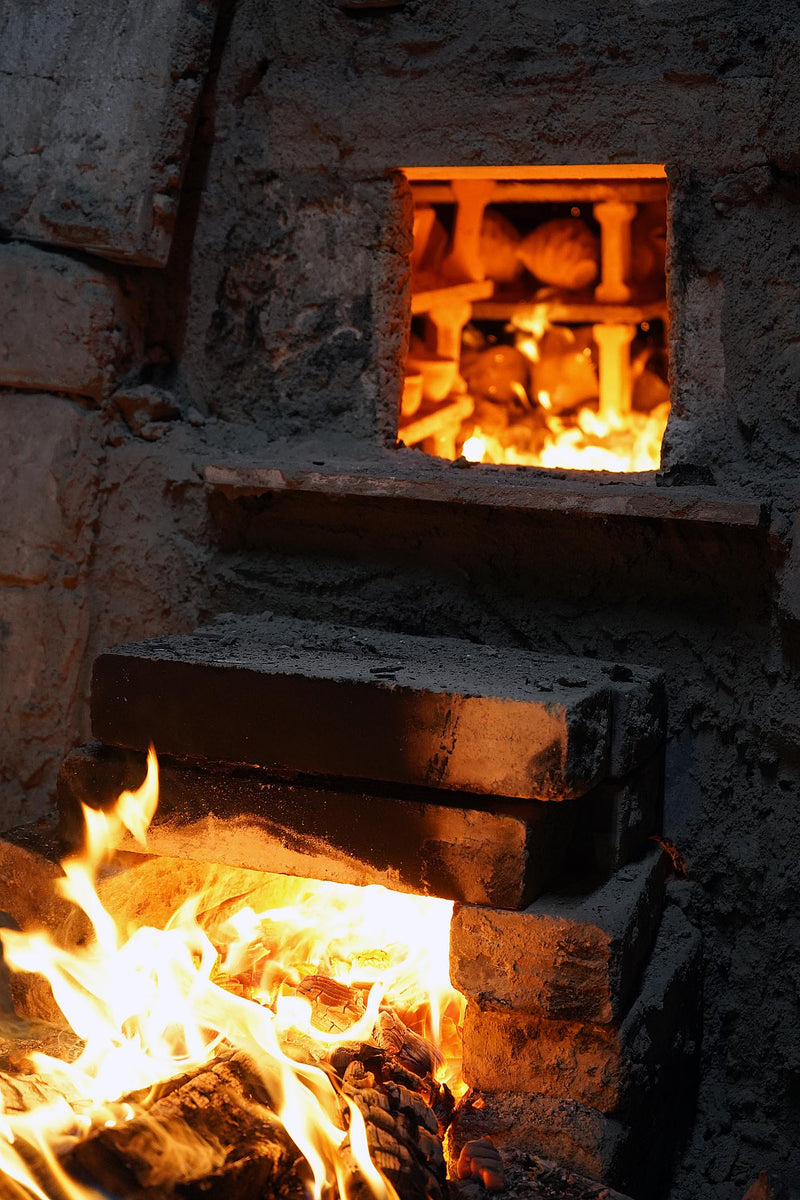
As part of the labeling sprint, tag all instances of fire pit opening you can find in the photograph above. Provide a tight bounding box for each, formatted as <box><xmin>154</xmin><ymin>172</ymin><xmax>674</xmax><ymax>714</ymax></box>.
<box><xmin>0</xmin><ymin>767</ymin><xmax>467</xmax><ymax>1200</ymax></box>
<box><xmin>400</xmin><ymin>165</ymin><xmax>669</xmax><ymax>472</ymax></box>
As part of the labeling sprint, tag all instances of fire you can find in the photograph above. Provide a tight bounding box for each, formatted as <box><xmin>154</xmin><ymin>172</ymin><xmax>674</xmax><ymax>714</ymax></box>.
<box><xmin>461</xmin><ymin>400</ymin><xmax>669</xmax><ymax>472</ymax></box>
<box><xmin>457</xmin><ymin>303</ymin><xmax>670</xmax><ymax>472</ymax></box>
<box><xmin>0</xmin><ymin>751</ymin><xmax>465</xmax><ymax>1199</ymax></box>
<box><xmin>402</xmin><ymin>168</ymin><xmax>670</xmax><ymax>473</ymax></box>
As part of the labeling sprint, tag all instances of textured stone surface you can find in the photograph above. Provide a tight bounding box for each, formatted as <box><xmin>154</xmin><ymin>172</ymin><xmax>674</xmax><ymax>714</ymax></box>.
<box><xmin>57</xmin><ymin>742</ymin><xmax>577</xmax><ymax>908</ymax></box>
<box><xmin>450</xmin><ymin>851</ymin><xmax>666</xmax><ymax>1024</ymax></box>
<box><xmin>0</xmin><ymin>0</ymin><xmax>217</xmax><ymax>264</ymax></box>
<box><xmin>452</xmin><ymin>900</ymin><xmax>702</xmax><ymax>1196</ymax></box>
<box><xmin>460</xmin><ymin>905</ymin><xmax>701</xmax><ymax>1111</ymax></box>
<box><xmin>1</xmin><ymin>2</ymin><xmax>799</xmax><ymax>1193</ymax></box>
<box><xmin>608</xmin><ymin>670</ymin><xmax>666</xmax><ymax>779</ymax></box>
<box><xmin>450</xmin><ymin>1093</ymin><xmax>631</xmax><ymax>1191</ymax></box>
<box><xmin>0</xmin><ymin>243</ymin><xmax>144</xmax><ymax>399</ymax></box>
<box><xmin>0</xmin><ymin>394</ymin><xmax>100</xmax><ymax>828</ymax></box>
<box><xmin>576</xmin><ymin>754</ymin><xmax>664</xmax><ymax>875</ymax></box>
<box><xmin>90</xmin><ymin>613</ymin><xmax>620</xmax><ymax>800</ymax></box>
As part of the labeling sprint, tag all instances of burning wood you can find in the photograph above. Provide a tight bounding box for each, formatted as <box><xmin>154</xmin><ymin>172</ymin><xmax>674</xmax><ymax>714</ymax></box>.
<box><xmin>66</xmin><ymin>1053</ymin><xmax>302</xmax><ymax>1199</ymax></box>
<box><xmin>456</xmin><ymin>1136</ymin><xmax>505</xmax><ymax>1192</ymax></box>
<box><xmin>0</xmin><ymin>750</ymin><xmax>468</xmax><ymax>1200</ymax></box>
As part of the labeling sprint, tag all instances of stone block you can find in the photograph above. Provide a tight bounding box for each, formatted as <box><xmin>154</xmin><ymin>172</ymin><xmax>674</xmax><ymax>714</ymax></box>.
<box><xmin>0</xmin><ymin>836</ymin><xmax>87</xmax><ymax>1023</ymax></box>
<box><xmin>0</xmin><ymin>0</ymin><xmax>216</xmax><ymax>264</ymax></box>
<box><xmin>0</xmin><ymin>393</ymin><xmax>100</xmax><ymax>828</ymax></box>
<box><xmin>575</xmin><ymin>753</ymin><xmax>663</xmax><ymax>875</ymax></box>
<box><xmin>606</xmin><ymin>666</ymin><xmax>666</xmax><ymax>778</ymax></box>
<box><xmin>450</xmin><ymin>851</ymin><xmax>666</xmax><ymax>1024</ymax></box>
<box><xmin>90</xmin><ymin>612</ymin><xmax>621</xmax><ymax>801</ymax></box>
<box><xmin>451</xmin><ymin>900</ymin><xmax>702</xmax><ymax>1196</ymax></box>
<box><xmin>460</xmin><ymin>905</ymin><xmax>702</xmax><ymax>1114</ymax></box>
<box><xmin>57</xmin><ymin>742</ymin><xmax>577</xmax><ymax>908</ymax></box>
<box><xmin>0</xmin><ymin>243</ymin><xmax>143</xmax><ymax>399</ymax></box>
<box><xmin>450</xmin><ymin>1092</ymin><xmax>631</xmax><ymax>1188</ymax></box>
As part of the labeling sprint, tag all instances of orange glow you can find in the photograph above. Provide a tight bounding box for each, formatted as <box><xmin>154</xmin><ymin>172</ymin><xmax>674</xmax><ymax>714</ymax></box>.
<box><xmin>403</xmin><ymin>164</ymin><xmax>667</xmax><ymax>181</ymax></box>
<box><xmin>462</xmin><ymin>400</ymin><xmax>669</xmax><ymax>472</ymax></box>
<box><xmin>0</xmin><ymin>755</ymin><xmax>464</xmax><ymax>1198</ymax></box>
<box><xmin>401</xmin><ymin>166</ymin><xmax>669</xmax><ymax>473</ymax></box>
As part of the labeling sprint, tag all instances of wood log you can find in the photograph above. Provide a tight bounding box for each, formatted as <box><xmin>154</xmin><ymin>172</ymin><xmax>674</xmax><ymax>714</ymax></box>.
<box><xmin>64</xmin><ymin>1054</ymin><xmax>305</xmax><ymax>1200</ymax></box>
<box><xmin>339</xmin><ymin>1059</ymin><xmax>446</xmax><ymax>1200</ymax></box>
<box><xmin>0</xmin><ymin>1002</ymin><xmax>452</xmax><ymax>1200</ymax></box>
<box><xmin>374</xmin><ymin>1010</ymin><xmax>442</xmax><ymax>1078</ymax></box>
<box><xmin>457</xmin><ymin>1137</ymin><xmax>505</xmax><ymax>1192</ymax></box>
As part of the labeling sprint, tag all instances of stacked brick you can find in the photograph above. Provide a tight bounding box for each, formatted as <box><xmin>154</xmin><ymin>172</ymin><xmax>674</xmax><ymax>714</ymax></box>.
<box><xmin>56</xmin><ymin>615</ymin><xmax>701</xmax><ymax>1197</ymax></box>
<box><xmin>450</xmin><ymin>867</ymin><xmax>702</xmax><ymax>1197</ymax></box>
<box><xmin>61</xmin><ymin>614</ymin><xmax>670</xmax><ymax>909</ymax></box>
<box><xmin>446</xmin><ymin>670</ymin><xmax>700</xmax><ymax>1199</ymax></box>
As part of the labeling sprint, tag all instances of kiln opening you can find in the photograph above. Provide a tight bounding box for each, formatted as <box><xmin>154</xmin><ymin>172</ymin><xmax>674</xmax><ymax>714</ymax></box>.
<box><xmin>400</xmin><ymin>166</ymin><xmax>669</xmax><ymax>472</ymax></box>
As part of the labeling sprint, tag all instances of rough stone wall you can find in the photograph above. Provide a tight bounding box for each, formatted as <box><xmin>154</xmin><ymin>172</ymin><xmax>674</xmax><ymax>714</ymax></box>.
<box><xmin>1</xmin><ymin>1</ymin><xmax>800</xmax><ymax>1197</ymax></box>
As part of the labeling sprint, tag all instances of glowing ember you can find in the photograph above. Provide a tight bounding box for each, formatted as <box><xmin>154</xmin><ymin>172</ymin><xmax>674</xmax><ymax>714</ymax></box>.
<box><xmin>0</xmin><ymin>751</ymin><xmax>465</xmax><ymax>1199</ymax></box>
<box><xmin>462</xmin><ymin>400</ymin><xmax>669</xmax><ymax>472</ymax></box>
<box><xmin>461</xmin><ymin>435</ymin><xmax>486</xmax><ymax>463</ymax></box>
<box><xmin>402</xmin><ymin>169</ymin><xmax>670</xmax><ymax>473</ymax></box>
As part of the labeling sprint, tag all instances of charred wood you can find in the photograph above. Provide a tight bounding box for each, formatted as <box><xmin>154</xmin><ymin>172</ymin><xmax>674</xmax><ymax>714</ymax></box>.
<box><xmin>327</xmin><ymin>1038</ymin><xmax>454</xmax><ymax>1138</ymax></box>
<box><xmin>451</xmin><ymin>1148</ymin><xmax>635</xmax><ymax>1200</ymax></box>
<box><xmin>456</xmin><ymin>1137</ymin><xmax>505</xmax><ymax>1193</ymax></box>
<box><xmin>374</xmin><ymin>1010</ymin><xmax>443</xmax><ymax>1078</ymax></box>
<box><xmin>339</xmin><ymin>1059</ymin><xmax>447</xmax><ymax>1200</ymax></box>
<box><xmin>64</xmin><ymin>1054</ymin><xmax>305</xmax><ymax>1200</ymax></box>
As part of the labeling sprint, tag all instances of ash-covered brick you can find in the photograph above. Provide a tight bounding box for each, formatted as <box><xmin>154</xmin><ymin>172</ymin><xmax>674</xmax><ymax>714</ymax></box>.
<box><xmin>0</xmin><ymin>243</ymin><xmax>143</xmax><ymax>399</ymax></box>
<box><xmin>0</xmin><ymin>0</ymin><xmax>216</xmax><ymax>264</ymax></box>
<box><xmin>451</xmin><ymin>901</ymin><xmax>701</xmax><ymax>1197</ymax></box>
<box><xmin>58</xmin><ymin>743</ymin><xmax>577</xmax><ymax>908</ymax></box>
<box><xmin>605</xmin><ymin>665</ymin><xmax>666</xmax><ymax>778</ymax></box>
<box><xmin>450</xmin><ymin>851</ymin><xmax>667</xmax><ymax>1024</ymax></box>
<box><xmin>460</xmin><ymin>905</ymin><xmax>702</xmax><ymax>1114</ymax></box>
<box><xmin>449</xmin><ymin>1092</ymin><xmax>630</xmax><ymax>1190</ymax></box>
<box><xmin>89</xmin><ymin>613</ymin><xmax>627</xmax><ymax>801</ymax></box>
<box><xmin>576</xmin><ymin>753</ymin><xmax>664</xmax><ymax>875</ymax></box>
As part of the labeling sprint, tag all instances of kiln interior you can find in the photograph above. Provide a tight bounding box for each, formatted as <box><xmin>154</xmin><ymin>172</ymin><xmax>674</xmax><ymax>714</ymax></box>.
<box><xmin>400</xmin><ymin>167</ymin><xmax>669</xmax><ymax>472</ymax></box>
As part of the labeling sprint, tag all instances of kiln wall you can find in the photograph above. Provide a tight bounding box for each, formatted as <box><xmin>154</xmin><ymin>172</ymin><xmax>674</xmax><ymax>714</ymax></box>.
<box><xmin>1</xmin><ymin>2</ymin><xmax>799</xmax><ymax>1195</ymax></box>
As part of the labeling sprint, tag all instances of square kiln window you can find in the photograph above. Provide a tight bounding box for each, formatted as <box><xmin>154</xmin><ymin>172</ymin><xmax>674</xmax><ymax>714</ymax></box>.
<box><xmin>400</xmin><ymin>166</ymin><xmax>669</xmax><ymax>472</ymax></box>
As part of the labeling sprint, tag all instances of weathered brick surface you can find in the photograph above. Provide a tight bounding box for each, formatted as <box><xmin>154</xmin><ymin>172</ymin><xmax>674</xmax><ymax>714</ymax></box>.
<box><xmin>576</xmin><ymin>753</ymin><xmax>663</xmax><ymax>875</ymax></box>
<box><xmin>0</xmin><ymin>0</ymin><xmax>217</xmax><ymax>264</ymax></box>
<box><xmin>450</xmin><ymin>851</ymin><xmax>666</xmax><ymax>1024</ymax></box>
<box><xmin>0</xmin><ymin>394</ymin><xmax>100</xmax><ymax>828</ymax></box>
<box><xmin>57</xmin><ymin>742</ymin><xmax>577</xmax><ymax>908</ymax></box>
<box><xmin>0</xmin><ymin>243</ymin><xmax>144</xmax><ymax>399</ymax></box>
<box><xmin>452</xmin><ymin>899</ymin><xmax>702</xmax><ymax>1195</ymax></box>
<box><xmin>450</xmin><ymin>1092</ymin><xmax>631</xmax><ymax>1189</ymax></box>
<box><xmin>607</xmin><ymin>667</ymin><xmax>666</xmax><ymax>778</ymax></box>
<box><xmin>460</xmin><ymin>905</ymin><xmax>702</xmax><ymax>1113</ymax></box>
<box><xmin>88</xmin><ymin>613</ymin><xmax>632</xmax><ymax>800</ymax></box>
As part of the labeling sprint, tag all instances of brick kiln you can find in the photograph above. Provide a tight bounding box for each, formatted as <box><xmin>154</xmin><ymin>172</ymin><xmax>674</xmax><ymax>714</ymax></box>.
<box><xmin>14</xmin><ymin>614</ymin><xmax>699</xmax><ymax>1199</ymax></box>
<box><xmin>1</xmin><ymin>1</ymin><xmax>799</xmax><ymax>1198</ymax></box>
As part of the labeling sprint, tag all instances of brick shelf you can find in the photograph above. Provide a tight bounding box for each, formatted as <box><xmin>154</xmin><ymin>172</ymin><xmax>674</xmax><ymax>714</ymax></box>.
<box><xmin>204</xmin><ymin>454</ymin><xmax>766</xmax><ymax>528</ymax></box>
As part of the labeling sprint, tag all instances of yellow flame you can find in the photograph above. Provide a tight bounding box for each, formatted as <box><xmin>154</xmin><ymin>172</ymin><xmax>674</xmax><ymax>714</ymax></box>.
<box><xmin>460</xmin><ymin>400</ymin><xmax>669</xmax><ymax>473</ymax></box>
<box><xmin>0</xmin><ymin>752</ymin><xmax>464</xmax><ymax>1199</ymax></box>
<box><xmin>461</xmin><ymin>435</ymin><xmax>487</xmax><ymax>462</ymax></box>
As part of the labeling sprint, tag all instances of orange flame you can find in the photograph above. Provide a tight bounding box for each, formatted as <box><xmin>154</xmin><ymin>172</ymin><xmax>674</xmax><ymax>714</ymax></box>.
<box><xmin>460</xmin><ymin>400</ymin><xmax>669</xmax><ymax>473</ymax></box>
<box><xmin>0</xmin><ymin>753</ymin><xmax>464</xmax><ymax>1199</ymax></box>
